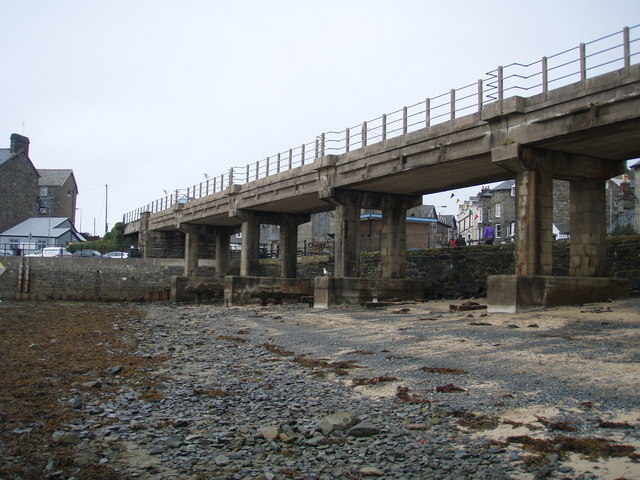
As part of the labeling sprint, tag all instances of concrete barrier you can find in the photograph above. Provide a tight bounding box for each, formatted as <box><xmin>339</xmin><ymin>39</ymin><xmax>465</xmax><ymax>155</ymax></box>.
<box><xmin>487</xmin><ymin>275</ymin><xmax>630</xmax><ymax>313</ymax></box>
<box><xmin>314</xmin><ymin>276</ymin><xmax>429</xmax><ymax>308</ymax></box>
<box><xmin>223</xmin><ymin>276</ymin><xmax>314</xmax><ymax>306</ymax></box>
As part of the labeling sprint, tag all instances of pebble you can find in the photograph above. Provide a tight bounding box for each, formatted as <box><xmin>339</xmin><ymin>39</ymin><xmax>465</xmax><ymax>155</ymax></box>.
<box><xmin>52</xmin><ymin>303</ymin><xmax>639</xmax><ymax>480</ymax></box>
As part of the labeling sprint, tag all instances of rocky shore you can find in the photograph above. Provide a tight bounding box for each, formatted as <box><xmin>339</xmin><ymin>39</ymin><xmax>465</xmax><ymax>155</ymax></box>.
<box><xmin>2</xmin><ymin>298</ymin><xmax>639</xmax><ymax>479</ymax></box>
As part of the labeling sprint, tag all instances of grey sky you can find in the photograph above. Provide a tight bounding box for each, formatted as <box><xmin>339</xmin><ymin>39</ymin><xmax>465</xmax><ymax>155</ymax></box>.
<box><xmin>1</xmin><ymin>0</ymin><xmax>639</xmax><ymax>235</ymax></box>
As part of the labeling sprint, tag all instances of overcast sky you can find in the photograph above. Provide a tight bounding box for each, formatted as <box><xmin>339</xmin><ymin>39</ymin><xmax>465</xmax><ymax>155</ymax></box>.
<box><xmin>2</xmin><ymin>1</ymin><xmax>638</xmax><ymax>235</ymax></box>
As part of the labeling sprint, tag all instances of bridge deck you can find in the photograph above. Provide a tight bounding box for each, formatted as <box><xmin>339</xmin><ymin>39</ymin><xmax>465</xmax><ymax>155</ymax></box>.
<box><xmin>125</xmin><ymin>64</ymin><xmax>640</xmax><ymax>235</ymax></box>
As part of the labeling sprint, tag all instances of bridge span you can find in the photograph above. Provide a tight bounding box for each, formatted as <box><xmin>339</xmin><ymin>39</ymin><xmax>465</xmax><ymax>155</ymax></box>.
<box><xmin>123</xmin><ymin>27</ymin><xmax>640</xmax><ymax>311</ymax></box>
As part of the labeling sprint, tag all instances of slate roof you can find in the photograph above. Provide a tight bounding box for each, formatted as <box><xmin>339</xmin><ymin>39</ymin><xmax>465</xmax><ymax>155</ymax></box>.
<box><xmin>492</xmin><ymin>179</ymin><xmax>515</xmax><ymax>191</ymax></box>
<box><xmin>553</xmin><ymin>222</ymin><xmax>570</xmax><ymax>235</ymax></box>
<box><xmin>38</xmin><ymin>169</ymin><xmax>74</xmax><ymax>187</ymax></box>
<box><xmin>0</xmin><ymin>217</ymin><xmax>86</xmax><ymax>241</ymax></box>
<box><xmin>0</xmin><ymin>148</ymin><xmax>16</xmax><ymax>165</ymax></box>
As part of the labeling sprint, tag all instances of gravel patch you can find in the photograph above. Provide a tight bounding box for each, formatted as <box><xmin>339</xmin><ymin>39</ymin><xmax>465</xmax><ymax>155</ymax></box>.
<box><xmin>2</xmin><ymin>298</ymin><xmax>638</xmax><ymax>479</ymax></box>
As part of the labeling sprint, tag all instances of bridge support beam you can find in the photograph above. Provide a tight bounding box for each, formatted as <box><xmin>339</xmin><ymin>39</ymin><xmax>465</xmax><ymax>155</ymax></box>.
<box><xmin>178</xmin><ymin>224</ymin><xmax>217</xmax><ymax>278</ymax></box>
<box><xmin>139</xmin><ymin>211</ymin><xmax>151</xmax><ymax>258</ymax></box>
<box><xmin>334</xmin><ymin>201</ymin><xmax>361</xmax><ymax>277</ymax></box>
<box><xmin>513</xmin><ymin>150</ymin><xmax>554</xmax><ymax>276</ymax></box>
<box><xmin>239</xmin><ymin>212</ymin><xmax>261</xmax><ymax>277</ymax></box>
<box><xmin>234</xmin><ymin>210</ymin><xmax>310</xmax><ymax>278</ymax></box>
<box><xmin>490</xmin><ymin>144</ymin><xmax>628</xmax><ymax>311</ymax></box>
<box><xmin>570</xmin><ymin>179</ymin><xmax>607</xmax><ymax>277</ymax></box>
<box><xmin>324</xmin><ymin>189</ymin><xmax>422</xmax><ymax>279</ymax></box>
<box><xmin>213</xmin><ymin>227</ymin><xmax>234</xmax><ymax>278</ymax></box>
<box><xmin>381</xmin><ymin>194</ymin><xmax>419</xmax><ymax>279</ymax></box>
<box><xmin>279</xmin><ymin>216</ymin><xmax>300</xmax><ymax>278</ymax></box>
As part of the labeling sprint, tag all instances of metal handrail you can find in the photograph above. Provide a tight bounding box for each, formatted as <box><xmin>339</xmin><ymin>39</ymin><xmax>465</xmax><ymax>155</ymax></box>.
<box><xmin>123</xmin><ymin>25</ymin><xmax>639</xmax><ymax>225</ymax></box>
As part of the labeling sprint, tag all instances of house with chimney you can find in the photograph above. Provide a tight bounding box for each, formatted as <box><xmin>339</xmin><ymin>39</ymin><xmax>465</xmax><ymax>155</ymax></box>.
<box><xmin>0</xmin><ymin>134</ymin><xmax>40</xmax><ymax>233</ymax></box>
<box><xmin>0</xmin><ymin>134</ymin><xmax>80</xmax><ymax>254</ymax></box>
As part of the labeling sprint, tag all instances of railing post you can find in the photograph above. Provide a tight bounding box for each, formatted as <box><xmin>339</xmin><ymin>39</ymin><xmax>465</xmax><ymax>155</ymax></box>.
<box><xmin>246</xmin><ymin>164</ymin><xmax>250</xmax><ymax>183</ymax></box>
<box><xmin>382</xmin><ymin>114</ymin><xmax>387</xmax><ymax>141</ymax></box>
<box><xmin>497</xmin><ymin>66</ymin><xmax>504</xmax><ymax>101</ymax></box>
<box><xmin>477</xmin><ymin>79</ymin><xmax>483</xmax><ymax>112</ymax></box>
<box><xmin>265</xmin><ymin>157</ymin><xmax>270</xmax><ymax>176</ymax></box>
<box><xmin>288</xmin><ymin>148</ymin><xmax>293</xmax><ymax>169</ymax></box>
<box><xmin>255</xmin><ymin>160</ymin><xmax>259</xmax><ymax>180</ymax></box>
<box><xmin>229</xmin><ymin>167</ymin><xmax>234</xmax><ymax>186</ymax></box>
<box><xmin>542</xmin><ymin>56</ymin><xmax>548</xmax><ymax>93</ymax></box>
<box><xmin>580</xmin><ymin>42</ymin><xmax>586</xmax><ymax>82</ymax></box>
<box><xmin>174</xmin><ymin>189</ymin><xmax>179</xmax><ymax>205</ymax></box>
<box><xmin>345</xmin><ymin>127</ymin><xmax>350</xmax><ymax>153</ymax></box>
<box><xmin>213</xmin><ymin>176</ymin><xmax>217</xmax><ymax>192</ymax></box>
<box><xmin>450</xmin><ymin>89</ymin><xmax>456</xmax><ymax>120</ymax></box>
<box><xmin>362</xmin><ymin>121</ymin><xmax>367</xmax><ymax>147</ymax></box>
<box><xmin>206</xmin><ymin>179</ymin><xmax>210</xmax><ymax>195</ymax></box>
<box><xmin>301</xmin><ymin>144</ymin><xmax>305</xmax><ymax>166</ymax></box>
<box><xmin>199</xmin><ymin>182</ymin><xmax>202</xmax><ymax>198</ymax></box>
<box><xmin>314</xmin><ymin>138</ymin><xmax>319</xmax><ymax>158</ymax></box>
<box><xmin>277</xmin><ymin>152</ymin><xmax>281</xmax><ymax>173</ymax></box>
<box><xmin>403</xmin><ymin>107</ymin><xmax>408</xmax><ymax>135</ymax></box>
<box><xmin>221</xmin><ymin>173</ymin><xmax>225</xmax><ymax>189</ymax></box>
<box><xmin>425</xmin><ymin>98</ymin><xmax>431</xmax><ymax>127</ymax></box>
<box><xmin>320</xmin><ymin>133</ymin><xmax>325</xmax><ymax>157</ymax></box>
<box><xmin>623</xmin><ymin>26</ymin><xmax>631</xmax><ymax>69</ymax></box>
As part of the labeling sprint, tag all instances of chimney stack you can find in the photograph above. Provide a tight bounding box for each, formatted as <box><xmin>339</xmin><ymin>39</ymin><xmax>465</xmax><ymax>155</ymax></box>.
<box><xmin>10</xmin><ymin>133</ymin><xmax>30</xmax><ymax>156</ymax></box>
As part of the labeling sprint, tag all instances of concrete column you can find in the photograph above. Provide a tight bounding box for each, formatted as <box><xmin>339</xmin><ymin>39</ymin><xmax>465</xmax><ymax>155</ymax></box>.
<box><xmin>214</xmin><ymin>228</ymin><xmax>232</xmax><ymax>278</ymax></box>
<box><xmin>280</xmin><ymin>218</ymin><xmax>298</xmax><ymax>278</ymax></box>
<box><xmin>334</xmin><ymin>201</ymin><xmax>360</xmax><ymax>277</ymax></box>
<box><xmin>514</xmin><ymin>163</ymin><xmax>553</xmax><ymax>276</ymax></box>
<box><xmin>181</xmin><ymin>225</ymin><xmax>200</xmax><ymax>277</ymax></box>
<box><xmin>570</xmin><ymin>179</ymin><xmax>607</xmax><ymax>276</ymax></box>
<box><xmin>381</xmin><ymin>196</ymin><xmax>407</xmax><ymax>279</ymax></box>
<box><xmin>139</xmin><ymin>211</ymin><xmax>151</xmax><ymax>258</ymax></box>
<box><xmin>240</xmin><ymin>212</ymin><xmax>260</xmax><ymax>277</ymax></box>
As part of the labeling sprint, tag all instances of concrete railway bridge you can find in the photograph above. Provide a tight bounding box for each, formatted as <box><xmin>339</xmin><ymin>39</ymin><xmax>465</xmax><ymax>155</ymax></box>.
<box><xmin>123</xmin><ymin>27</ymin><xmax>640</xmax><ymax>311</ymax></box>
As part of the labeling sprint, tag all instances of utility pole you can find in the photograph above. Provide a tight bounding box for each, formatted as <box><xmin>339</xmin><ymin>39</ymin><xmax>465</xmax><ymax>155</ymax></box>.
<box><xmin>105</xmin><ymin>184</ymin><xmax>109</xmax><ymax>235</ymax></box>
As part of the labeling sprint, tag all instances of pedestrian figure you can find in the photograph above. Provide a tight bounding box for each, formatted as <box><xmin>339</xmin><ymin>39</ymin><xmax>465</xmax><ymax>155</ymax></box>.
<box><xmin>456</xmin><ymin>234</ymin><xmax>466</xmax><ymax>247</ymax></box>
<box><xmin>483</xmin><ymin>223</ymin><xmax>495</xmax><ymax>245</ymax></box>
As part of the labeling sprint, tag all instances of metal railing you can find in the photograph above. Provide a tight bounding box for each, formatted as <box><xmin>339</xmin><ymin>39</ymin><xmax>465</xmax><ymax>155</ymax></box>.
<box><xmin>123</xmin><ymin>25</ymin><xmax>639</xmax><ymax>225</ymax></box>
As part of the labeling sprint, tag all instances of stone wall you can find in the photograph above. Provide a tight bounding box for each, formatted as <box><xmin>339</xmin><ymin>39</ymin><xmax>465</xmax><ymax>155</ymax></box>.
<box><xmin>1</xmin><ymin>235</ymin><xmax>638</xmax><ymax>302</ymax></box>
<box><xmin>0</xmin><ymin>257</ymin><xmax>194</xmax><ymax>301</ymax></box>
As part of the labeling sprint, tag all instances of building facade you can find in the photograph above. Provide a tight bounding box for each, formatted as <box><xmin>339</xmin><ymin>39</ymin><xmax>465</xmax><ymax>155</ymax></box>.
<box><xmin>37</xmin><ymin>169</ymin><xmax>78</xmax><ymax>224</ymax></box>
<box><xmin>0</xmin><ymin>134</ymin><xmax>40</xmax><ymax>233</ymax></box>
<box><xmin>0</xmin><ymin>133</ymin><xmax>80</xmax><ymax>236</ymax></box>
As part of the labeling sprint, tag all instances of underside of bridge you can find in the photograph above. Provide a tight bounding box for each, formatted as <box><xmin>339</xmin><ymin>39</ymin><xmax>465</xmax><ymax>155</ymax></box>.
<box><xmin>128</xmin><ymin>65</ymin><xmax>640</xmax><ymax>311</ymax></box>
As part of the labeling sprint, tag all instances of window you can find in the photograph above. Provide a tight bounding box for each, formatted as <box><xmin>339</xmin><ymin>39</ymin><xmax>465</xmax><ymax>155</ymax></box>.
<box><xmin>495</xmin><ymin>203</ymin><xmax>501</xmax><ymax>218</ymax></box>
<box><xmin>10</xmin><ymin>239</ymin><xmax>19</xmax><ymax>250</ymax></box>
<box><xmin>495</xmin><ymin>224</ymin><xmax>501</xmax><ymax>238</ymax></box>
<box><xmin>40</xmin><ymin>187</ymin><xmax>48</xmax><ymax>196</ymax></box>
<box><xmin>36</xmin><ymin>239</ymin><xmax>47</xmax><ymax>249</ymax></box>
<box><xmin>511</xmin><ymin>185</ymin><xmax>516</xmax><ymax>197</ymax></box>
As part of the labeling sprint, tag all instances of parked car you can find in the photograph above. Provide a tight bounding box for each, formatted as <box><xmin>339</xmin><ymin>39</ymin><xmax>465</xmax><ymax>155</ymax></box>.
<box><xmin>103</xmin><ymin>251</ymin><xmax>129</xmax><ymax>258</ymax></box>
<box><xmin>27</xmin><ymin>247</ymin><xmax>72</xmax><ymax>257</ymax></box>
<box><xmin>72</xmin><ymin>249</ymin><xmax>102</xmax><ymax>257</ymax></box>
